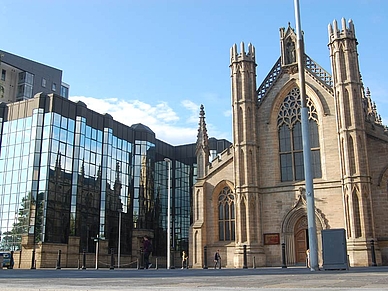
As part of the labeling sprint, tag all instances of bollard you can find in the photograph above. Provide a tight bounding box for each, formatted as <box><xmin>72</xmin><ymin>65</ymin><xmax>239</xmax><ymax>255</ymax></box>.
<box><xmin>56</xmin><ymin>250</ymin><xmax>61</xmax><ymax>270</ymax></box>
<box><xmin>171</xmin><ymin>249</ymin><xmax>176</xmax><ymax>269</ymax></box>
<box><xmin>10</xmin><ymin>251</ymin><xmax>14</xmax><ymax>270</ymax></box>
<box><xmin>136</xmin><ymin>258</ymin><xmax>139</xmax><ymax>270</ymax></box>
<box><xmin>82</xmin><ymin>250</ymin><xmax>86</xmax><ymax>270</ymax></box>
<box><xmin>281</xmin><ymin>243</ymin><xmax>287</xmax><ymax>268</ymax></box>
<box><xmin>31</xmin><ymin>249</ymin><xmax>36</xmax><ymax>269</ymax></box>
<box><xmin>243</xmin><ymin>245</ymin><xmax>247</xmax><ymax>269</ymax></box>
<box><xmin>110</xmin><ymin>248</ymin><xmax>115</xmax><ymax>270</ymax></box>
<box><xmin>371</xmin><ymin>240</ymin><xmax>377</xmax><ymax>267</ymax></box>
<box><xmin>203</xmin><ymin>246</ymin><xmax>208</xmax><ymax>269</ymax></box>
<box><xmin>253</xmin><ymin>256</ymin><xmax>256</xmax><ymax>269</ymax></box>
<box><xmin>156</xmin><ymin>257</ymin><xmax>158</xmax><ymax>270</ymax></box>
<box><xmin>140</xmin><ymin>249</ymin><xmax>144</xmax><ymax>269</ymax></box>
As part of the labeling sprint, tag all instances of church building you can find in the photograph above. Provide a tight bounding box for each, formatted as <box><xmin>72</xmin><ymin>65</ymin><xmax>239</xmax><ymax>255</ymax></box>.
<box><xmin>190</xmin><ymin>19</ymin><xmax>388</xmax><ymax>268</ymax></box>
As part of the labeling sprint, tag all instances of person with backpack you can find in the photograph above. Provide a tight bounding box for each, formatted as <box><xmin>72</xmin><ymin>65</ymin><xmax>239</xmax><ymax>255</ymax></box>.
<box><xmin>143</xmin><ymin>236</ymin><xmax>153</xmax><ymax>269</ymax></box>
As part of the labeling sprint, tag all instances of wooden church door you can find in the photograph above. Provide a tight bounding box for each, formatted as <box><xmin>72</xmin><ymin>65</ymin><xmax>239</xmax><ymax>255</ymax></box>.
<box><xmin>294</xmin><ymin>216</ymin><xmax>308</xmax><ymax>264</ymax></box>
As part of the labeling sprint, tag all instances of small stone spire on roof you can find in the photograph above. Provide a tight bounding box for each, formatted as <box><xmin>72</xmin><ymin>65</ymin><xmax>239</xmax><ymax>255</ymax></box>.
<box><xmin>196</xmin><ymin>104</ymin><xmax>210</xmax><ymax>178</ymax></box>
<box><xmin>196</xmin><ymin>104</ymin><xmax>209</xmax><ymax>151</ymax></box>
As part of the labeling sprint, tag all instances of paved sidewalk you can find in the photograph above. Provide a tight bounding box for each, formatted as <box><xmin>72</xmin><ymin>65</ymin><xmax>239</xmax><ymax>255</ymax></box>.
<box><xmin>0</xmin><ymin>266</ymin><xmax>388</xmax><ymax>290</ymax></box>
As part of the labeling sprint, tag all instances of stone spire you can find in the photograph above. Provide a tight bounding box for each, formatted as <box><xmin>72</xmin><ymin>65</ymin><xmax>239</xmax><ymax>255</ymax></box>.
<box><xmin>196</xmin><ymin>104</ymin><xmax>209</xmax><ymax>179</ymax></box>
<box><xmin>197</xmin><ymin>104</ymin><xmax>208</xmax><ymax>149</ymax></box>
<box><xmin>363</xmin><ymin>87</ymin><xmax>383</xmax><ymax>125</ymax></box>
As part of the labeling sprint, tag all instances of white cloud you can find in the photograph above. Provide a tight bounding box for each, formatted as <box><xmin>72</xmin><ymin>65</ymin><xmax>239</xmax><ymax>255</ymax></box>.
<box><xmin>69</xmin><ymin>96</ymin><xmax>198</xmax><ymax>145</ymax></box>
<box><xmin>181</xmin><ymin>99</ymin><xmax>200</xmax><ymax>123</ymax></box>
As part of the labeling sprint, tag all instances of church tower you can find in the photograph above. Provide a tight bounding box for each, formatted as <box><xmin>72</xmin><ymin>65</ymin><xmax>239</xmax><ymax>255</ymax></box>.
<box><xmin>230</xmin><ymin>42</ymin><xmax>265</xmax><ymax>266</ymax></box>
<box><xmin>328</xmin><ymin>18</ymin><xmax>375</xmax><ymax>265</ymax></box>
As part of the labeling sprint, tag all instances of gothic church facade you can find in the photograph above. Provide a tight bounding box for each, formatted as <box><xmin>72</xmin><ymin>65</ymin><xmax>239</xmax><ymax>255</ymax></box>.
<box><xmin>190</xmin><ymin>19</ymin><xmax>388</xmax><ymax>268</ymax></box>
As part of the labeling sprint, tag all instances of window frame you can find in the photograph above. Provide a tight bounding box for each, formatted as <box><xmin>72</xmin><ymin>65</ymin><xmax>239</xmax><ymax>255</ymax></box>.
<box><xmin>277</xmin><ymin>87</ymin><xmax>322</xmax><ymax>182</ymax></box>
<box><xmin>218</xmin><ymin>186</ymin><xmax>235</xmax><ymax>241</ymax></box>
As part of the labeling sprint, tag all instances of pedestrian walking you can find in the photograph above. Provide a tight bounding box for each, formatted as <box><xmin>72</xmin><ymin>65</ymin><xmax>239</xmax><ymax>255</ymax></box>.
<box><xmin>181</xmin><ymin>251</ymin><xmax>188</xmax><ymax>269</ymax></box>
<box><xmin>214</xmin><ymin>249</ymin><xmax>221</xmax><ymax>269</ymax></box>
<box><xmin>143</xmin><ymin>236</ymin><xmax>153</xmax><ymax>269</ymax></box>
<box><xmin>306</xmin><ymin>249</ymin><xmax>310</xmax><ymax>268</ymax></box>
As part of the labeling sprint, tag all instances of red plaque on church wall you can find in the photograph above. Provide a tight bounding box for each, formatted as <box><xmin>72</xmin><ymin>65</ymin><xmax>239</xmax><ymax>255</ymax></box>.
<box><xmin>264</xmin><ymin>233</ymin><xmax>280</xmax><ymax>245</ymax></box>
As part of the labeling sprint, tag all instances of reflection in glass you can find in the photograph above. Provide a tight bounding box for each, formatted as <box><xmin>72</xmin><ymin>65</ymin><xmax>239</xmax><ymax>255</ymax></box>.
<box><xmin>0</xmin><ymin>103</ymin><xmax>199</xmax><ymax>258</ymax></box>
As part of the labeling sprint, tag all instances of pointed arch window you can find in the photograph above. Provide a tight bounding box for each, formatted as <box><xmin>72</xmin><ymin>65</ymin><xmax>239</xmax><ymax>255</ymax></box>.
<box><xmin>348</xmin><ymin>136</ymin><xmax>356</xmax><ymax>175</ymax></box>
<box><xmin>352</xmin><ymin>190</ymin><xmax>362</xmax><ymax>238</ymax></box>
<box><xmin>278</xmin><ymin>87</ymin><xmax>322</xmax><ymax>182</ymax></box>
<box><xmin>218</xmin><ymin>187</ymin><xmax>235</xmax><ymax>241</ymax></box>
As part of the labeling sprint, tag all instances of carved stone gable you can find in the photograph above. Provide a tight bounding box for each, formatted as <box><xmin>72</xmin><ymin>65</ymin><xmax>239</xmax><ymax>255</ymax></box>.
<box><xmin>280</xmin><ymin>23</ymin><xmax>298</xmax><ymax>67</ymax></box>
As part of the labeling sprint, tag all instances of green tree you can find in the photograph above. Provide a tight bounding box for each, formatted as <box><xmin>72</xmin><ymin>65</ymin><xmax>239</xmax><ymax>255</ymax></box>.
<box><xmin>0</xmin><ymin>192</ymin><xmax>44</xmax><ymax>250</ymax></box>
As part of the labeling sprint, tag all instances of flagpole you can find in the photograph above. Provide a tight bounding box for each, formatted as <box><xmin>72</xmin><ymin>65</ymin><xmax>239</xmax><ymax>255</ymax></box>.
<box><xmin>294</xmin><ymin>0</ymin><xmax>319</xmax><ymax>271</ymax></box>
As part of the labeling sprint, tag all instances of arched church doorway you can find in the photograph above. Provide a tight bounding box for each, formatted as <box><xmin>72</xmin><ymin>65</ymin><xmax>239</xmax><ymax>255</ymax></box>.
<box><xmin>294</xmin><ymin>216</ymin><xmax>308</xmax><ymax>264</ymax></box>
<box><xmin>282</xmin><ymin>194</ymin><xmax>326</xmax><ymax>266</ymax></box>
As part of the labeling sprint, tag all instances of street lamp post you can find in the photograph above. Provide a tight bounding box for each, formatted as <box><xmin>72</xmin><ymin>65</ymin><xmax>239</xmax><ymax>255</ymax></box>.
<box><xmin>118</xmin><ymin>204</ymin><xmax>122</xmax><ymax>269</ymax></box>
<box><xmin>164</xmin><ymin>158</ymin><xmax>171</xmax><ymax>269</ymax></box>
<box><xmin>294</xmin><ymin>0</ymin><xmax>318</xmax><ymax>271</ymax></box>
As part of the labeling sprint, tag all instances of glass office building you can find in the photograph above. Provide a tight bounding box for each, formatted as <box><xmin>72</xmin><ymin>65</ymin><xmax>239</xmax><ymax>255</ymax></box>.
<box><xmin>0</xmin><ymin>93</ymin><xmax>231</xmax><ymax>267</ymax></box>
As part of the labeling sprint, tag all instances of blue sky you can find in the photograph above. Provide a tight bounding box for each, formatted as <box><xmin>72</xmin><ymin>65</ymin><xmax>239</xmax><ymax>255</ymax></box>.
<box><xmin>2</xmin><ymin>0</ymin><xmax>387</xmax><ymax>145</ymax></box>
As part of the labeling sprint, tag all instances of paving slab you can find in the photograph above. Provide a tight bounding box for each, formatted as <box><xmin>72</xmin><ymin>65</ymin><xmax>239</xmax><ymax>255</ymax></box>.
<box><xmin>0</xmin><ymin>266</ymin><xmax>387</xmax><ymax>290</ymax></box>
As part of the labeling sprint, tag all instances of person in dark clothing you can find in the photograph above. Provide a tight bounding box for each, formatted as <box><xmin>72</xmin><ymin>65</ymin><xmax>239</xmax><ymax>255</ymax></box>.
<box><xmin>214</xmin><ymin>249</ymin><xmax>221</xmax><ymax>269</ymax></box>
<box><xmin>181</xmin><ymin>251</ymin><xmax>188</xmax><ymax>269</ymax></box>
<box><xmin>143</xmin><ymin>236</ymin><xmax>153</xmax><ymax>269</ymax></box>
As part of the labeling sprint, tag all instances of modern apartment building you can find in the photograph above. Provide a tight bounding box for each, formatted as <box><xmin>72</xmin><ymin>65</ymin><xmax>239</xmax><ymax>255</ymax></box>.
<box><xmin>0</xmin><ymin>93</ymin><xmax>230</xmax><ymax>268</ymax></box>
<box><xmin>0</xmin><ymin>50</ymin><xmax>69</xmax><ymax>104</ymax></box>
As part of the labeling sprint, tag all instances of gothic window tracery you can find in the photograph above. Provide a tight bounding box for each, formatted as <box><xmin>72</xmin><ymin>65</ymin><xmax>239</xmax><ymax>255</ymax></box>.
<box><xmin>218</xmin><ymin>186</ymin><xmax>235</xmax><ymax>241</ymax></box>
<box><xmin>277</xmin><ymin>87</ymin><xmax>322</xmax><ymax>182</ymax></box>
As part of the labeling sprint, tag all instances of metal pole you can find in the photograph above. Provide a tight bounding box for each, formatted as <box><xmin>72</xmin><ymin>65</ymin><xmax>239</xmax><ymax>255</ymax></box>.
<box><xmin>164</xmin><ymin>158</ymin><xmax>172</xmax><ymax>269</ymax></box>
<box><xmin>95</xmin><ymin>235</ymin><xmax>99</xmax><ymax>270</ymax></box>
<box><xmin>56</xmin><ymin>250</ymin><xmax>61</xmax><ymax>270</ymax></box>
<box><xmin>371</xmin><ymin>240</ymin><xmax>377</xmax><ymax>266</ymax></box>
<box><xmin>281</xmin><ymin>242</ymin><xmax>287</xmax><ymax>268</ymax></box>
<box><xmin>31</xmin><ymin>231</ymin><xmax>36</xmax><ymax>269</ymax></box>
<box><xmin>203</xmin><ymin>246</ymin><xmax>208</xmax><ymax>269</ymax></box>
<box><xmin>110</xmin><ymin>248</ymin><xmax>114</xmax><ymax>270</ymax></box>
<box><xmin>82</xmin><ymin>250</ymin><xmax>86</xmax><ymax>270</ymax></box>
<box><xmin>118</xmin><ymin>208</ymin><xmax>122</xmax><ymax>269</ymax></box>
<box><xmin>140</xmin><ymin>249</ymin><xmax>144</xmax><ymax>269</ymax></box>
<box><xmin>171</xmin><ymin>248</ymin><xmax>176</xmax><ymax>269</ymax></box>
<box><xmin>294</xmin><ymin>0</ymin><xmax>319</xmax><ymax>271</ymax></box>
<box><xmin>243</xmin><ymin>245</ymin><xmax>247</xmax><ymax>269</ymax></box>
<box><xmin>31</xmin><ymin>248</ymin><xmax>36</xmax><ymax>269</ymax></box>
